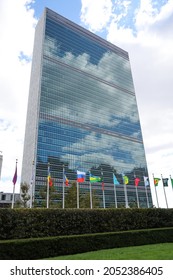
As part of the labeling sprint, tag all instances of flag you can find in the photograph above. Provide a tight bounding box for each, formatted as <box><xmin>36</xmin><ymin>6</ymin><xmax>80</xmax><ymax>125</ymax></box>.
<box><xmin>143</xmin><ymin>176</ymin><xmax>149</xmax><ymax>187</ymax></box>
<box><xmin>90</xmin><ymin>174</ymin><xmax>102</xmax><ymax>183</ymax></box>
<box><xmin>113</xmin><ymin>174</ymin><xmax>120</xmax><ymax>185</ymax></box>
<box><xmin>77</xmin><ymin>170</ymin><xmax>86</xmax><ymax>183</ymax></box>
<box><xmin>154</xmin><ymin>177</ymin><xmax>160</xmax><ymax>186</ymax></box>
<box><xmin>170</xmin><ymin>177</ymin><xmax>173</xmax><ymax>188</ymax></box>
<box><xmin>12</xmin><ymin>163</ymin><xmax>17</xmax><ymax>185</ymax></box>
<box><xmin>48</xmin><ymin>165</ymin><xmax>53</xmax><ymax>187</ymax></box>
<box><xmin>123</xmin><ymin>175</ymin><xmax>129</xmax><ymax>185</ymax></box>
<box><xmin>134</xmin><ymin>177</ymin><xmax>140</xmax><ymax>187</ymax></box>
<box><xmin>48</xmin><ymin>175</ymin><xmax>53</xmax><ymax>187</ymax></box>
<box><xmin>64</xmin><ymin>174</ymin><xmax>69</xmax><ymax>186</ymax></box>
<box><xmin>162</xmin><ymin>178</ymin><xmax>169</xmax><ymax>187</ymax></box>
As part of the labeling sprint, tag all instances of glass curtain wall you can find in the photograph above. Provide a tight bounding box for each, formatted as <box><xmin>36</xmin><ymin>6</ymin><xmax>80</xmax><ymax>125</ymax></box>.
<box><xmin>26</xmin><ymin>9</ymin><xmax>152</xmax><ymax>208</ymax></box>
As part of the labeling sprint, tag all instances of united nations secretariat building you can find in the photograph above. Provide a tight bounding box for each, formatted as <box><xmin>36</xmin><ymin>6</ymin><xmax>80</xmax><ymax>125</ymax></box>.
<box><xmin>21</xmin><ymin>8</ymin><xmax>153</xmax><ymax>208</ymax></box>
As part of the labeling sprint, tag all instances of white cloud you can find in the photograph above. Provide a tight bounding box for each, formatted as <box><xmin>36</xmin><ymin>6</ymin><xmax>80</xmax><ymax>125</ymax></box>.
<box><xmin>80</xmin><ymin>0</ymin><xmax>113</xmax><ymax>31</ymax></box>
<box><xmin>45</xmin><ymin>36</ymin><xmax>140</xmax><ymax>126</ymax></box>
<box><xmin>0</xmin><ymin>0</ymin><xmax>37</xmax><ymax>192</ymax></box>
<box><xmin>62</xmin><ymin>131</ymin><xmax>146</xmax><ymax>173</ymax></box>
<box><xmin>135</xmin><ymin>0</ymin><xmax>157</xmax><ymax>29</ymax></box>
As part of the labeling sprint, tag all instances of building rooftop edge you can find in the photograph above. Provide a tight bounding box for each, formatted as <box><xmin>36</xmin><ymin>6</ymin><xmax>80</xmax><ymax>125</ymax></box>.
<box><xmin>43</xmin><ymin>7</ymin><xmax>129</xmax><ymax>59</ymax></box>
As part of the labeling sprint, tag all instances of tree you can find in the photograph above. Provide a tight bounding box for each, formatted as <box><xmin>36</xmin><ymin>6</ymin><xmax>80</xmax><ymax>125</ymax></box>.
<box><xmin>65</xmin><ymin>182</ymin><xmax>100</xmax><ymax>208</ymax></box>
<box><xmin>128</xmin><ymin>201</ymin><xmax>138</xmax><ymax>208</ymax></box>
<box><xmin>37</xmin><ymin>185</ymin><xmax>61</xmax><ymax>208</ymax></box>
<box><xmin>65</xmin><ymin>182</ymin><xmax>78</xmax><ymax>208</ymax></box>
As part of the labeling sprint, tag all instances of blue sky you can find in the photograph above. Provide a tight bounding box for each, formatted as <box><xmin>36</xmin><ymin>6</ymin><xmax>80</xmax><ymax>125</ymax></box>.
<box><xmin>31</xmin><ymin>0</ymin><xmax>82</xmax><ymax>23</ymax></box>
<box><xmin>0</xmin><ymin>0</ymin><xmax>173</xmax><ymax>208</ymax></box>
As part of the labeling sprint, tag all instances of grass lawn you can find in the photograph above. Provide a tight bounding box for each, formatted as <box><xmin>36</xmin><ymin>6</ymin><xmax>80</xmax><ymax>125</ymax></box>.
<box><xmin>46</xmin><ymin>243</ymin><xmax>173</xmax><ymax>260</ymax></box>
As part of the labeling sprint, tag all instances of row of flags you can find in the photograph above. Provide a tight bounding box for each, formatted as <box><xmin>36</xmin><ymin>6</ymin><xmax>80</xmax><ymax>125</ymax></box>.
<box><xmin>153</xmin><ymin>175</ymin><xmax>173</xmax><ymax>208</ymax></box>
<box><xmin>12</xmin><ymin>163</ymin><xmax>173</xmax><ymax>189</ymax></box>
<box><xmin>11</xmin><ymin>160</ymin><xmax>173</xmax><ymax>209</ymax></box>
<box><xmin>46</xmin><ymin>169</ymin><xmax>150</xmax><ymax>209</ymax></box>
<box><xmin>45</xmin><ymin>169</ymin><xmax>173</xmax><ymax>209</ymax></box>
<box><xmin>153</xmin><ymin>176</ymin><xmax>173</xmax><ymax>187</ymax></box>
<box><xmin>47</xmin><ymin>169</ymin><xmax>150</xmax><ymax>189</ymax></box>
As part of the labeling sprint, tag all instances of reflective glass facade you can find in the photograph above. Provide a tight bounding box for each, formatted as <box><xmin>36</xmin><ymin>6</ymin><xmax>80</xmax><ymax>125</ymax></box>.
<box><xmin>21</xmin><ymin>8</ymin><xmax>153</xmax><ymax>208</ymax></box>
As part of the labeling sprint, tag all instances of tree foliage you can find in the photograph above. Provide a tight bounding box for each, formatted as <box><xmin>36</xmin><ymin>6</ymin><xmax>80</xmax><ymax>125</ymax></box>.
<box><xmin>37</xmin><ymin>185</ymin><xmax>61</xmax><ymax>208</ymax></box>
<box><xmin>65</xmin><ymin>181</ymin><xmax>100</xmax><ymax>208</ymax></box>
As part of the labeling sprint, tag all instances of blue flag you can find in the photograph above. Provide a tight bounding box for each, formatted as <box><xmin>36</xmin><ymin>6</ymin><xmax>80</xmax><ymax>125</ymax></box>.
<box><xmin>113</xmin><ymin>174</ymin><xmax>120</xmax><ymax>185</ymax></box>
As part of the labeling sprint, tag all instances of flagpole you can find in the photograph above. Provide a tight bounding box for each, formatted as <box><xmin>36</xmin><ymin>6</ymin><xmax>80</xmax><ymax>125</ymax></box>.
<box><xmin>144</xmin><ymin>178</ymin><xmax>149</xmax><ymax>208</ymax></box>
<box><xmin>124</xmin><ymin>183</ymin><xmax>128</xmax><ymax>208</ymax></box>
<box><xmin>89</xmin><ymin>181</ymin><xmax>92</xmax><ymax>209</ymax></box>
<box><xmin>122</xmin><ymin>174</ymin><xmax>128</xmax><ymax>208</ymax></box>
<box><xmin>12</xmin><ymin>159</ymin><xmax>17</xmax><ymax>209</ymax></box>
<box><xmin>102</xmin><ymin>186</ymin><xmax>106</xmax><ymax>209</ymax></box>
<box><xmin>135</xmin><ymin>185</ymin><xmax>139</xmax><ymax>208</ymax></box>
<box><xmin>47</xmin><ymin>162</ymin><xmax>50</xmax><ymax>209</ymax></box>
<box><xmin>102</xmin><ymin>187</ymin><xmax>105</xmax><ymax>209</ymax></box>
<box><xmin>145</xmin><ymin>186</ymin><xmax>149</xmax><ymax>208</ymax></box>
<box><xmin>77</xmin><ymin>182</ymin><xmax>79</xmax><ymax>209</ymax></box>
<box><xmin>62</xmin><ymin>165</ymin><xmax>65</xmax><ymax>209</ymax></box>
<box><xmin>89</xmin><ymin>172</ymin><xmax>93</xmax><ymax>209</ymax></box>
<box><xmin>113</xmin><ymin>173</ymin><xmax>117</xmax><ymax>208</ymax></box>
<box><xmin>161</xmin><ymin>174</ymin><xmax>168</xmax><ymax>208</ymax></box>
<box><xmin>101</xmin><ymin>170</ymin><xmax>105</xmax><ymax>209</ymax></box>
<box><xmin>12</xmin><ymin>184</ymin><xmax>15</xmax><ymax>209</ymax></box>
<box><xmin>134</xmin><ymin>174</ymin><xmax>140</xmax><ymax>208</ymax></box>
<box><xmin>143</xmin><ymin>169</ymin><xmax>150</xmax><ymax>208</ymax></box>
<box><xmin>152</xmin><ymin>173</ymin><xmax>159</xmax><ymax>208</ymax></box>
<box><xmin>30</xmin><ymin>160</ymin><xmax>34</xmax><ymax>208</ymax></box>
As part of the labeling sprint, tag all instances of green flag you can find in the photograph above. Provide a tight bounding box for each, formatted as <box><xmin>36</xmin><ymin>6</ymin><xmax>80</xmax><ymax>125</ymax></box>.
<box><xmin>123</xmin><ymin>175</ymin><xmax>129</xmax><ymax>185</ymax></box>
<box><xmin>90</xmin><ymin>174</ymin><xmax>102</xmax><ymax>183</ymax></box>
<box><xmin>170</xmin><ymin>177</ymin><xmax>173</xmax><ymax>188</ymax></box>
<box><xmin>154</xmin><ymin>178</ymin><xmax>160</xmax><ymax>186</ymax></box>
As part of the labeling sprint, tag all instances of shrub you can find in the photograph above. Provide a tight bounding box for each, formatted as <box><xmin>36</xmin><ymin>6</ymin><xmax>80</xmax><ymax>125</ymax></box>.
<box><xmin>0</xmin><ymin>208</ymin><xmax>173</xmax><ymax>240</ymax></box>
<box><xmin>0</xmin><ymin>227</ymin><xmax>173</xmax><ymax>260</ymax></box>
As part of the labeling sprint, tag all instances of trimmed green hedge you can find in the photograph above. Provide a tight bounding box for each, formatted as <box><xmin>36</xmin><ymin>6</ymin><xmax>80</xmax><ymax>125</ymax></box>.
<box><xmin>0</xmin><ymin>227</ymin><xmax>173</xmax><ymax>260</ymax></box>
<box><xmin>0</xmin><ymin>208</ymin><xmax>173</xmax><ymax>240</ymax></box>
